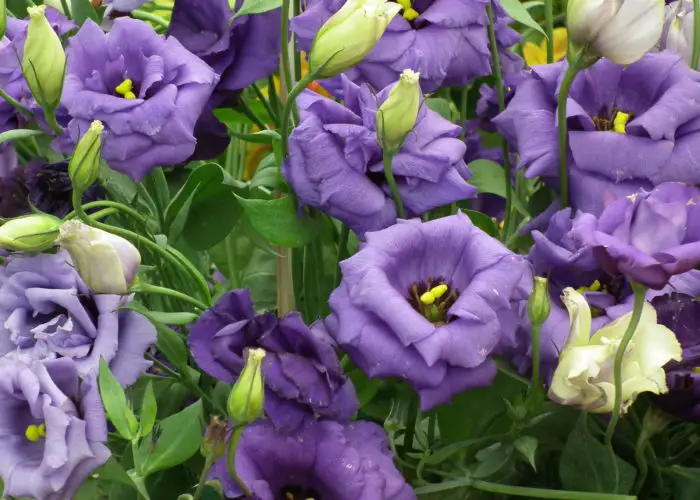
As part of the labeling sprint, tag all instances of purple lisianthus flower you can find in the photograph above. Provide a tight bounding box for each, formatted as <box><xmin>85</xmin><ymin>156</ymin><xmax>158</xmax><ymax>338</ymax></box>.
<box><xmin>0</xmin><ymin>357</ymin><xmax>110</xmax><ymax>500</ymax></box>
<box><xmin>0</xmin><ymin>251</ymin><xmax>156</xmax><ymax>386</ymax></box>
<box><xmin>571</xmin><ymin>183</ymin><xmax>700</xmax><ymax>290</ymax></box>
<box><xmin>651</xmin><ymin>293</ymin><xmax>700</xmax><ymax>420</ymax></box>
<box><xmin>493</xmin><ymin>52</ymin><xmax>700</xmax><ymax>215</ymax></box>
<box><xmin>0</xmin><ymin>145</ymin><xmax>26</xmax><ymax>218</ymax></box>
<box><xmin>63</xmin><ymin>18</ymin><xmax>218</xmax><ymax>181</ymax></box>
<box><xmin>282</xmin><ymin>75</ymin><xmax>475</xmax><ymax>237</ymax></box>
<box><xmin>166</xmin><ymin>0</ymin><xmax>280</xmax><ymax>159</ymax></box>
<box><xmin>326</xmin><ymin>212</ymin><xmax>529</xmax><ymax>410</ymax></box>
<box><xmin>292</xmin><ymin>0</ymin><xmax>521</xmax><ymax>94</ymax></box>
<box><xmin>212</xmin><ymin>419</ymin><xmax>416</xmax><ymax>500</ymax></box>
<box><xmin>103</xmin><ymin>0</ymin><xmax>149</xmax><ymax>12</ymax></box>
<box><xmin>517</xmin><ymin>204</ymin><xmax>700</xmax><ymax>376</ymax></box>
<box><xmin>189</xmin><ymin>288</ymin><xmax>358</xmax><ymax>432</ymax></box>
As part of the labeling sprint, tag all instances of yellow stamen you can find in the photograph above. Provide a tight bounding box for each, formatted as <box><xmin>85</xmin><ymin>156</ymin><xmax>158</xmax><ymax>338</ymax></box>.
<box><xmin>613</xmin><ymin>111</ymin><xmax>631</xmax><ymax>134</ymax></box>
<box><xmin>25</xmin><ymin>424</ymin><xmax>41</xmax><ymax>442</ymax></box>
<box><xmin>38</xmin><ymin>423</ymin><xmax>46</xmax><ymax>437</ymax></box>
<box><xmin>420</xmin><ymin>291</ymin><xmax>436</xmax><ymax>305</ymax></box>
<box><xmin>693</xmin><ymin>367</ymin><xmax>700</xmax><ymax>374</ymax></box>
<box><xmin>431</xmin><ymin>284</ymin><xmax>448</xmax><ymax>300</ymax></box>
<box><xmin>396</xmin><ymin>0</ymin><xmax>411</xmax><ymax>9</ymax></box>
<box><xmin>115</xmin><ymin>79</ymin><xmax>134</xmax><ymax>98</ymax></box>
<box><xmin>576</xmin><ymin>280</ymin><xmax>602</xmax><ymax>294</ymax></box>
<box><xmin>403</xmin><ymin>7</ymin><xmax>419</xmax><ymax>20</ymax></box>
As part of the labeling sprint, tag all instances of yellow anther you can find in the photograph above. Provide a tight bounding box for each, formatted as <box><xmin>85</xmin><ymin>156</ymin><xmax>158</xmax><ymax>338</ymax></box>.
<box><xmin>431</xmin><ymin>284</ymin><xmax>448</xmax><ymax>300</ymax></box>
<box><xmin>420</xmin><ymin>291</ymin><xmax>436</xmax><ymax>305</ymax></box>
<box><xmin>115</xmin><ymin>78</ymin><xmax>133</xmax><ymax>98</ymax></box>
<box><xmin>25</xmin><ymin>424</ymin><xmax>41</xmax><ymax>442</ymax></box>
<box><xmin>124</xmin><ymin>91</ymin><xmax>136</xmax><ymax>100</ymax></box>
<box><xmin>589</xmin><ymin>280</ymin><xmax>601</xmax><ymax>292</ymax></box>
<box><xmin>613</xmin><ymin>111</ymin><xmax>631</xmax><ymax>134</ymax></box>
<box><xmin>396</xmin><ymin>0</ymin><xmax>411</xmax><ymax>9</ymax></box>
<box><xmin>403</xmin><ymin>7</ymin><xmax>419</xmax><ymax>20</ymax></box>
<box><xmin>693</xmin><ymin>367</ymin><xmax>700</xmax><ymax>374</ymax></box>
<box><xmin>38</xmin><ymin>423</ymin><xmax>46</xmax><ymax>437</ymax></box>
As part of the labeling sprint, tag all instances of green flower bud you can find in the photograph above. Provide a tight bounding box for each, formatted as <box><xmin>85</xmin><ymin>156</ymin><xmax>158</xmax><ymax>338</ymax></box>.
<box><xmin>376</xmin><ymin>69</ymin><xmax>421</xmax><ymax>153</ymax></box>
<box><xmin>201</xmin><ymin>416</ymin><xmax>228</xmax><ymax>461</ymax></box>
<box><xmin>0</xmin><ymin>214</ymin><xmax>61</xmax><ymax>252</ymax></box>
<box><xmin>309</xmin><ymin>0</ymin><xmax>401</xmax><ymax>79</ymax></box>
<box><xmin>528</xmin><ymin>276</ymin><xmax>551</xmax><ymax>327</ymax></box>
<box><xmin>227</xmin><ymin>348</ymin><xmax>266</xmax><ymax>425</ymax></box>
<box><xmin>22</xmin><ymin>5</ymin><xmax>66</xmax><ymax>111</ymax></box>
<box><xmin>69</xmin><ymin>121</ymin><xmax>104</xmax><ymax>194</ymax></box>
<box><xmin>0</xmin><ymin>0</ymin><xmax>6</xmax><ymax>40</ymax></box>
<box><xmin>57</xmin><ymin>221</ymin><xmax>141</xmax><ymax>294</ymax></box>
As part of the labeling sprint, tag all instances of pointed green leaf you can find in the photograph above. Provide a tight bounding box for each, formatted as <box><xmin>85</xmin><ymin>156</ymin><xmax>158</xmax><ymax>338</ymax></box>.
<box><xmin>139</xmin><ymin>382</ymin><xmax>157</xmax><ymax>439</ymax></box>
<box><xmin>514</xmin><ymin>435</ymin><xmax>538</xmax><ymax>471</ymax></box>
<box><xmin>231</xmin><ymin>0</ymin><xmax>282</xmax><ymax>19</ymax></box>
<box><xmin>499</xmin><ymin>0</ymin><xmax>546</xmax><ymax>37</ymax></box>
<box><xmin>98</xmin><ymin>358</ymin><xmax>138</xmax><ymax>440</ymax></box>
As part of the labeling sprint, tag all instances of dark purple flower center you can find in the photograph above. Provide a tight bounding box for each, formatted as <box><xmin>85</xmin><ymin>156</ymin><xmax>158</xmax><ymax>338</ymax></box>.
<box><xmin>572</xmin><ymin>275</ymin><xmax>627</xmax><ymax>318</ymax></box>
<box><xmin>407</xmin><ymin>276</ymin><xmax>459</xmax><ymax>325</ymax></box>
<box><xmin>392</xmin><ymin>0</ymin><xmax>431</xmax><ymax>28</ymax></box>
<box><xmin>280</xmin><ymin>485</ymin><xmax>321</xmax><ymax>499</ymax></box>
<box><xmin>591</xmin><ymin>108</ymin><xmax>632</xmax><ymax>133</ymax></box>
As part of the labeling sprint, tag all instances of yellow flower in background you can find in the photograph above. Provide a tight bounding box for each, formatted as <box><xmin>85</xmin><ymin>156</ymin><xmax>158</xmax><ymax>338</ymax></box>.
<box><xmin>523</xmin><ymin>27</ymin><xmax>568</xmax><ymax>66</ymax></box>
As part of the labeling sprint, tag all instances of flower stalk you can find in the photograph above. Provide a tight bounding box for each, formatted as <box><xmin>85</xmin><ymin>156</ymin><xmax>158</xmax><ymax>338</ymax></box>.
<box><xmin>693</xmin><ymin>0</ymin><xmax>700</xmax><ymax>68</ymax></box>
<box><xmin>545</xmin><ymin>0</ymin><xmax>554</xmax><ymax>63</ymax></box>
<box><xmin>556</xmin><ymin>53</ymin><xmax>581</xmax><ymax>208</ymax></box>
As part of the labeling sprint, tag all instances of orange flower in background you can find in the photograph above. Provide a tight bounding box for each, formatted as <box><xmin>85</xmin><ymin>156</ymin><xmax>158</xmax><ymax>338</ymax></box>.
<box><xmin>523</xmin><ymin>27</ymin><xmax>568</xmax><ymax>66</ymax></box>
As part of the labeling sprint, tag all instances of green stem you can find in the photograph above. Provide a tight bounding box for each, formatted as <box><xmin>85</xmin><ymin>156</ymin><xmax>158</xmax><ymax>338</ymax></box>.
<box><xmin>71</xmin><ymin>191</ymin><xmax>212</xmax><ymax>305</ymax></box>
<box><xmin>192</xmin><ymin>454</ymin><xmax>215</xmax><ymax>500</ymax></box>
<box><xmin>251</xmin><ymin>83</ymin><xmax>278</xmax><ymax>125</ymax></box>
<box><xmin>403</xmin><ymin>395</ymin><xmax>419</xmax><ymax>456</ymax></box>
<box><xmin>693</xmin><ymin>0</ymin><xmax>700</xmax><ymax>69</ymax></box>
<box><xmin>131</xmin><ymin>9</ymin><xmax>169</xmax><ymax>29</ymax></box>
<box><xmin>486</xmin><ymin>0</ymin><xmax>513</xmax><ymax>237</ymax></box>
<box><xmin>145</xmin><ymin>352</ymin><xmax>180</xmax><ymax>378</ymax></box>
<box><xmin>531</xmin><ymin>322</ymin><xmax>543</xmax><ymax>392</ymax></box>
<box><xmin>383</xmin><ymin>152</ymin><xmax>405</xmax><ymax>219</ymax></box>
<box><xmin>237</xmin><ymin>99</ymin><xmax>267</xmax><ymax>131</ymax></box>
<box><xmin>59</xmin><ymin>0</ymin><xmax>71</xmax><ymax>18</ymax></box>
<box><xmin>472</xmin><ymin>480</ymin><xmax>637</xmax><ymax>500</ymax></box>
<box><xmin>459</xmin><ymin>87</ymin><xmax>468</xmax><ymax>141</ymax></box>
<box><xmin>226</xmin><ymin>426</ymin><xmax>251</xmax><ymax>496</ymax></box>
<box><xmin>88</xmin><ymin>208</ymin><xmax>118</xmax><ymax>221</ymax></box>
<box><xmin>44</xmin><ymin>109</ymin><xmax>63</xmax><ymax>136</ymax></box>
<box><xmin>556</xmin><ymin>60</ymin><xmax>580</xmax><ymax>208</ymax></box>
<box><xmin>334</xmin><ymin>224</ymin><xmax>350</xmax><ymax>288</ymax></box>
<box><xmin>280</xmin><ymin>0</ymin><xmax>294</xmax><ymax>112</ymax></box>
<box><xmin>152</xmin><ymin>2</ymin><xmax>173</xmax><ymax>10</ymax></box>
<box><xmin>633</xmin><ymin>435</ymin><xmax>649</xmax><ymax>494</ymax></box>
<box><xmin>64</xmin><ymin>200</ymin><xmax>149</xmax><ymax>225</ymax></box>
<box><xmin>545</xmin><ymin>0</ymin><xmax>554</xmax><ymax>64</ymax></box>
<box><xmin>604</xmin><ymin>282</ymin><xmax>648</xmax><ymax>446</ymax></box>
<box><xmin>280</xmin><ymin>73</ymin><xmax>316</xmax><ymax>158</ymax></box>
<box><xmin>131</xmin><ymin>282</ymin><xmax>207</xmax><ymax>310</ymax></box>
<box><xmin>0</xmin><ymin>87</ymin><xmax>33</xmax><ymax>121</ymax></box>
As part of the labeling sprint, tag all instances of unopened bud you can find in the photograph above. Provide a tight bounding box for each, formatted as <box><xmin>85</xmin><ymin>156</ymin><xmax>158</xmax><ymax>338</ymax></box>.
<box><xmin>528</xmin><ymin>276</ymin><xmax>551</xmax><ymax>327</ymax></box>
<box><xmin>201</xmin><ymin>416</ymin><xmax>228</xmax><ymax>461</ymax></box>
<box><xmin>22</xmin><ymin>5</ymin><xmax>66</xmax><ymax>111</ymax></box>
<box><xmin>376</xmin><ymin>69</ymin><xmax>421</xmax><ymax>153</ymax></box>
<box><xmin>0</xmin><ymin>0</ymin><xmax>6</xmax><ymax>39</ymax></box>
<box><xmin>57</xmin><ymin>221</ymin><xmax>141</xmax><ymax>294</ymax></box>
<box><xmin>309</xmin><ymin>0</ymin><xmax>401</xmax><ymax>78</ymax></box>
<box><xmin>227</xmin><ymin>348</ymin><xmax>266</xmax><ymax>425</ymax></box>
<box><xmin>0</xmin><ymin>214</ymin><xmax>61</xmax><ymax>252</ymax></box>
<box><xmin>69</xmin><ymin>121</ymin><xmax>104</xmax><ymax>194</ymax></box>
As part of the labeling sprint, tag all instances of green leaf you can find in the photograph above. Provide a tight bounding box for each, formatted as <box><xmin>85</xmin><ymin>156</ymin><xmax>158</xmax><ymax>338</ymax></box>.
<box><xmin>499</xmin><ymin>0</ymin><xmax>546</xmax><ymax>37</ymax></box>
<box><xmin>0</xmin><ymin>128</ymin><xmax>44</xmax><ymax>145</ymax></box>
<box><xmin>140</xmin><ymin>400</ymin><xmax>205</xmax><ymax>477</ymax></box>
<box><xmin>126</xmin><ymin>303</ymin><xmax>189</xmax><ymax>373</ymax></box>
<box><xmin>229</xmin><ymin>129</ymin><xmax>281</xmax><ymax>144</ymax></box>
<box><xmin>139</xmin><ymin>382</ymin><xmax>158</xmax><ymax>438</ymax></box>
<box><xmin>462</xmin><ymin>208</ymin><xmax>499</xmax><ymax>238</ymax></box>
<box><xmin>95</xmin><ymin>457</ymin><xmax>133</xmax><ymax>487</ymax></box>
<box><xmin>514</xmin><ymin>435</ymin><xmax>538</xmax><ymax>471</ymax></box>
<box><xmin>349</xmin><ymin>369</ymin><xmax>382</xmax><ymax>408</ymax></box>
<box><xmin>236</xmin><ymin>194</ymin><xmax>321</xmax><ymax>248</ymax></box>
<box><xmin>250</xmin><ymin>152</ymin><xmax>285</xmax><ymax>191</ymax></box>
<box><xmin>70</xmin><ymin>0</ymin><xmax>100</xmax><ymax>24</ymax></box>
<box><xmin>559</xmin><ymin>414</ymin><xmax>636</xmax><ymax>494</ymax></box>
<box><xmin>232</xmin><ymin>0</ymin><xmax>283</xmax><ymax>19</ymax></box>
<box><xmin>467</xmin><ymin>159</ymin><xmax>529</xmax><ymax>216</ymax></box>
<box><xmin>472</xmin><ymin>443</ymin><xmax>514</xmax><ymax>479</ymax></box>
<box><xmin>425</xmin><ymin>98</ymin><xmax>456</xmax><ymax>121</ymax></box>
<box><xmin>98</xmin><ymin>358</ymin><xmax>138</xmax><ymax>440</ymax></box>
<box><xmin>142</xmin><ymin>311</ymin><xmax>198</xmax><ymax>325</ymax></box>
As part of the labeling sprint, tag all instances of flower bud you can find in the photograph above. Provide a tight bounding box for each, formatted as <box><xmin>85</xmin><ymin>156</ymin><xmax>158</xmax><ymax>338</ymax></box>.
<box><xmin>660</xmin><ymin>0</ymin><xmax>694</xmax><ymax>67</ymax></box>
<box><xmin>227</xmin><ymin>348</ymin><xmax>266</xmax><ymax>425</ymax></box>
<box><xmin>22</xmin><ymin>5</ymin><xmax>66</xmax><ymax>111</ymax></box>
<box><xmin>57</xmin><ymin>221</ymin><xmax>141</xmax><ymax>294</ymax></box>
<box><xmin>0</xmin><ymin>214</ymin><xmax>61</xmax><ymax>252</ymax></box>
<box><xmin>548</xmin><ymin>288</ymin><xmax>682</xmax><ymax>413</ymax></box>
<box><xmin>528</xmin><ymin>276</ymin><xmax>551</xmax><ymax>327</ymax></box>
<box><xmin>567</xmin><ymin>0</ymin><xmax>665</xmax><ymax>65</ymax></box>
<box><xmin>0</xmin><ymin>0</ymin><xmax>6</xmax><ymax>39</ymax></box>
<box><xmin>376</xmin><ymin>69</ymin><xmax>421</xmax><ymax>153</ymax></box>
<box><xmin>69</xmin><ymin>121</ymin><xmax>104</xmax><ymax>194</ymax></box>
<box><xmin>309</xmin><ymin>0</ymin><xmax>401</xmax><ymax>78</ymax></box>
<box><xmin>201</xmin><ymin>416</ymin><xmax>228</xmax><ymax>461</ymax></box>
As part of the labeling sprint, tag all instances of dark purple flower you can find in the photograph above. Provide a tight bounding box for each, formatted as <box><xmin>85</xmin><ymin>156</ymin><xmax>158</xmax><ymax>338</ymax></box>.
<box><xmin>0</xmin><ymin>158</ymin><xmax>105</xmax><ymax>219</ymax></box>
<box><xmin>326</xmin><ymin>212</ymin><xmax>529</xmax><ymax>410</ymax></box>
<box><xmin>189</xmin><ymin>289</ymin><xmax>358</xmax><ymax>432</ymax></box>
<box><xmin>212</xmin><ymin>419</ymin><xmax>416</xmax><ymax>500</ymax></box>
<box><xmin>493</xmin><ymin>52</ymin><xmax>700</xmax><ymax>215</ymax></box>
<box><xmin>282</xmin><ymin>75</ymin><xmax>475</xmax><ymax>237</ymax></box>
<box><xmin>651</xmin><ymin>293</ymin><xmax>700</xmax><ymax>420</ymax></box>
<box><xmin>292</xmin><ymin>0</ymin><xmax>521</xmax><ymax>94</ymax></box>
<box><xmin>0</xmin><ymin>251</ymin><xmax>156</xmax><ymax>386</ymax></box>
<box><xmin>0</xmin><ymin>357</ymin><xmax>110</xmax><ymax>499</ymax></box>
<box><xmin>0</xmin><ymin>144</ymin><xmax>26</xmax><ymax>218</ymax></box>
<box><xmin>166</xmin><ymin>0</ymin><xmax>281</xmax><ymax>159</ymax></box>
<box><xmin>63</xmin><ymin>18</ymin><xmax>218</xmax><ymax>181</ymax></box>
<box><xmin>571</xmin><ymin>183</ymin><xmax>700</xmax><ymax>290</ymax></box>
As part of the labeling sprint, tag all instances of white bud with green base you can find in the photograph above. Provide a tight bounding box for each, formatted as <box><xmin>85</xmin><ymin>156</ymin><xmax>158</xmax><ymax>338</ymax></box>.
<box><xmin>0</xmin><ymin>214</ymin><xmax>61</xmax><ymax>252</ymax></box>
